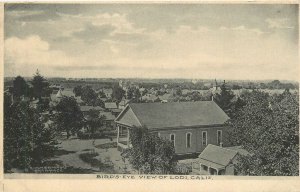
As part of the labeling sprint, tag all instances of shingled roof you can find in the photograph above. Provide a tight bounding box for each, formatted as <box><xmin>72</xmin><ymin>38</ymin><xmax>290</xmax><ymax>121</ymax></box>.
<box><xmin>116</xmin><ymin>101</ymin><xmax>229</xmax><ymax>129</ymax></box>
<box><xmin>198</xmin><ymin>144</ymin><xmax>238</xmax><ymax>167</ymax></box>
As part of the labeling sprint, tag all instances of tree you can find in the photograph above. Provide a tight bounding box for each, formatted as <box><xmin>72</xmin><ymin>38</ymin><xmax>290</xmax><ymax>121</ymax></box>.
<box><xmin>12</xmin><ymin>76</ymin><xmax>30</xmax><ymax>99</ymax></box>
<box><xmin>73</xmin><ymin>85</ymin><xmax>83</xmax><ymax>97</ymax></box>
<box><xmin>4</xmin><ymin>101</ymin><xmax>58</xmax><ymax>172</ymax></box>
<box><xmin>31</xmin><ymin>70</ymin><xmax>51</xmax><ymax>99</ymax></box>
<box><xmin>37</xmin><ymin>98</ymin><xmax>50</xmax><ymax>112</ymax></box>
<box><xmin>227</xmin><ymin>90</ymin><xmax>299</xmax><ymax>176</ymax></box>
<box><xmin>112</xmin><ymin>86</ymin><xmax>125</xmax><ymax>103</ymax></box>
<box><xmin>126</xmin><ymin>87</ymin><xmax>134</xmax><ymax>100</ymax></box>
<box><xmin>81</xmin><ymin>86</ymin><xmax>104</xmax><ymax>107</ymax></box>
<box><xmin>86</xmin><ymin>109</ymin><xmax>106</xmax><ymax>138</ymax></box>
<box><xmin>122</xmin><ymin>127</ymin><xmax>177</xmax><ymax>174</ymax></box>
<box><xmin>214</xmin><ymin>81</ymin><xmax>235</xmax><ymax>115</ymax></box>
<box><xmin>54</xmin><ymin>96</ymin><xmax>84</xmax><ymax>139</ymax></box>
<box><xmin>133</xmin><ymin>88</ymin><xmax>141</xmax><ymax>102</ymax></box>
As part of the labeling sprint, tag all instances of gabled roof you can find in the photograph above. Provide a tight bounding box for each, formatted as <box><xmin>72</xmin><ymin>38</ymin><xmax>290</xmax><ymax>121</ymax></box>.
<box><xmin>56</xmin><ymin>89</ymin><xmax>63</xmax><ymax>98</ymax></box>
<box><xmin>105</xmin><ymin>102</ymin><xmax>118</xmax><ymax>109</ymax></box>
<box><xmin>199</xmin><ymin>144</ymin><xmax>238</xmax><ymax>167</ymax></box>
<box><xmin>115</xmin><ymin>101</ymin><xmax>229</xmax><ymax>129</ymax></box>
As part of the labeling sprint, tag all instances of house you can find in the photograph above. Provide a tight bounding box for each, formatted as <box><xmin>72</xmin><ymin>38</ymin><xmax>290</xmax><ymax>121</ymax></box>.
<box><xmin>191</xmin><ymin>144</ymin><xmax>250</xmax><ymax>175</ymax></box>
<box><xmin>115</xmin><ymin>101</ymin><xmax>230</xmax><ymax>154</ymax></box>
<box><xmin>111</xmin><ymin>108</ymin><xmax>122</xmax><ymax>116</ymax></box>
<box><xmin>104</xmin><ymin>102</ymin><xmax>118</xmax><ymax>110</ymax></box>
<box><xmin>80</xmin><ymin>105</ymin><xmax>104</xmax><ymax>116</ymax></box>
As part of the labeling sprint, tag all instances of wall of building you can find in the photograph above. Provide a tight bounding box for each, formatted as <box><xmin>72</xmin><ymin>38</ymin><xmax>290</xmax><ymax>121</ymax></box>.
<box><xmin>156</xmin><ymin>126</ymin><xmax>229</xmax><ymax>154</ymax></box>
<box><xmin>225</xmin><ymin>164</ymin><xmax>235</xmax><ymax>175</ymax></box>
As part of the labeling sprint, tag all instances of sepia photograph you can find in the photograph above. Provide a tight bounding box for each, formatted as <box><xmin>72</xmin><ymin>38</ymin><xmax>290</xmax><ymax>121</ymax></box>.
<box><xmin>2</xmin><ymin>2</ymin><xmax>299</xmax><ymax>178</ymax></box>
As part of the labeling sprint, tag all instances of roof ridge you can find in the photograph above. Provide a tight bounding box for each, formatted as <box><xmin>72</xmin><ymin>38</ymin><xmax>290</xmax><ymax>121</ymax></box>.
<box><xmin>209</xmin><ymin>144</ymin><xmax>238</xmax><ymax>154</ymax></box>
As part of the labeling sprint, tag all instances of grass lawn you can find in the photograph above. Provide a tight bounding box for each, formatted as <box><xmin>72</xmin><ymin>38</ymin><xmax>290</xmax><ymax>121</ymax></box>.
<box><xmin>95</xmin><ymin>142</ymin><xmax>117</xmax><ymax>149</ymax></box>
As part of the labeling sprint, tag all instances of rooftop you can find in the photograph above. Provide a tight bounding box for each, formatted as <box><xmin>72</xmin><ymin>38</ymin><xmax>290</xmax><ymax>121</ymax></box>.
<box><xmin>105</xmin><ymin>102</ymin><xmax>118</xmax><ymax>109</ymax></box>
<box><xmin>116</xmin><ymin>101</ymin><xmax>229</xmax><ymax>129</ymax></box>
<box><xmin>198</xmin><ymin>144</ymin><xmax>238</xmax><ymax>167</ymax></box>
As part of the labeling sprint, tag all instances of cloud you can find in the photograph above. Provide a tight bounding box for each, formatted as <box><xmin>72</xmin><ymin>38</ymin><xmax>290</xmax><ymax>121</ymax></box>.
<box><xmin>4</xmin><ymin>4</ymin><xmax>299</xmax><ymax>81</ymax></box>
<box><xmin>72</xmin><ymin>23</ymin><xmax>116</xmax><ymax>43</ymax></box>
<box><xmin>5</xmin><ymin>35</ymin><xmax>76</xmax><ymax>76</ymax></box>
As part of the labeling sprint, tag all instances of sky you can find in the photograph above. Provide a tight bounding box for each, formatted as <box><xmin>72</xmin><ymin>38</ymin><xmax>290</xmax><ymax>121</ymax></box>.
<box><xmin>4</xmin><ymin>4</ymin><xmax>299</xmax><ymax>81</ymax></box>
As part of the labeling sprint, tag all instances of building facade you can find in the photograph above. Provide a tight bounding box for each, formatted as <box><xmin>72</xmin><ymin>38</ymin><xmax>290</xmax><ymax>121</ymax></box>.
<box><xmin>115</xmin><ymin>101</ymin><xmax>230</xmax><ymax>155</ymax></box>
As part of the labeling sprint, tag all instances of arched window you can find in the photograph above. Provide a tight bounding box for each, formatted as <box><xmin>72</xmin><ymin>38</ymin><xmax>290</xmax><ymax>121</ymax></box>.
<box><xmin>202</xmin><ymin>131</ymin><xmax>207</xmax><ymax>146</ymax></box>
<box><xmin>186</xmin><ymin>132</ymin><xmax>192</xmax><ymax>148</ymax></box>
<box><xmin>170</xmin><ymin>134</ymin><xmax>175</xmax><ymax>147</ymax></box>
<box><xmin>217</xmin><ymin>130</ymin><xmax>222</xmax><ymax>146</ymax></box>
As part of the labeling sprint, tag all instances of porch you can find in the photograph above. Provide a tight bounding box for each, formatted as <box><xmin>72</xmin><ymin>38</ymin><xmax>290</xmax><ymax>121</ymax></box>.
<box><xmin>191</xmin><ymin>160</ymin><xmax>225</xmax><ymax>175</ymax></box>
<box><xmin>116</xmin><ymin>124</ymin><xmax>131</xmax><ymax>151</ymax></box>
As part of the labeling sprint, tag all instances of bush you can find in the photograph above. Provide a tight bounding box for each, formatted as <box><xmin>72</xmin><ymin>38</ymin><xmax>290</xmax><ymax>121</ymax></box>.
<box><xmin>122</xmin><ymin>127</ymin><xmax>177</xmax><ymax>174</ymax></box>
<box><xmin>79</xmin><ymin>152</ymin><xmax>115</xmax><ymax>173</ymax></box>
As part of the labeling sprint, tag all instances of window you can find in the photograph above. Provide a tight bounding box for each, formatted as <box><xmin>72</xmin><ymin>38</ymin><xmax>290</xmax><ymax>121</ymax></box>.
<box><xmin>186</xmin><ymin>132</ymin><xmax>192</xmax><ymax>148</ymax></box>
<box><xmin>217</xmin><ymin>130</ymin><xmax>222</xmax><ymax>145</ymax></box>
<box><xmin>170</xmin><ymin>134</ymin><xmax>175</xmax><ymax>147</ymax></box>
<box><xmin>202</xmin><ymin>131</ymin><xmax>207</xmax><ymax>146</ymax></box>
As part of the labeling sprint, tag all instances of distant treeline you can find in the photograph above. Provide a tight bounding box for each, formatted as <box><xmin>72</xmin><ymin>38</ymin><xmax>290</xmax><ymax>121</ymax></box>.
<box><xmin>4</xmin><ymin>78</ymin><xmax>298</xmax><ymax>91</ymax></box>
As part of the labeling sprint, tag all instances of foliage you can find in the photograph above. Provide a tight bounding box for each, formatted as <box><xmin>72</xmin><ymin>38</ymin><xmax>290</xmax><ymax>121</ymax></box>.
<box><xmin>86</xmin><ymin>109</ymin><xmax>106</xmax><ymax>136</ymax></box>
<box><xmin>37</xmin><ymin>98</ymin><xmax>50</xmax><ymax>112</ymax></box>
<box><xmin>12</xmin><ymin>76</ymin><xmax>30</xmax><ymax>98</ymax></box>
<box><xmin>227</xmin><ymin>90</ymin><xmax>299</xmax><ymax>176</ymax></box>
<box><xmin>31</xmin><ymin>70</ymin><xmax>51</xmax><ymax>99</ymax></box>
<box><xmin>127</xmin><ymin>87</ymin><xmax>142</xmax><ymax>103</ymax></box>
<box><xmin>79</xmin><ymin>152</ymin><xmax>115</xmax><ymax>173</ymax></box>
<box><xmin>122</xmin><ymin>127</ymin><xmax>177</xmax><ymax>174</ymax></box>
<box><xmin>98</xmin><ymin>90</ymin><xmax>107</xmax><ymax>98</ymax></box>
<box><xmin>127</xmin><ymin>87</ymin><xmax>134</xmax><ymax>99</ymax></box>
<box><xmin>54</xmin><ymin>96</ymin><xmax>84</xmax><ymax>138</ymax></box>
<box><xmin>80</xmin><ymin>86</ymin><xmax>104</xmax><ymax>107</ymax></box>
<box><xmin>214</xmin><ymin>81</ymin><xmax>235</xmax><ymax>115</ymax></box>
<box><xmin>4</xmin><ymin>101</ymin><xmax>58</xmax><ymax>172</ymax></box>
<box><xmin>73</xmin><ymin>85</ymin><xmax>83</xmax><ymax>97</ymax></box>
<box><xmin>112</xmin><ymin>86</ymin><xmax>125</xmax><ymax>103</ymax></box>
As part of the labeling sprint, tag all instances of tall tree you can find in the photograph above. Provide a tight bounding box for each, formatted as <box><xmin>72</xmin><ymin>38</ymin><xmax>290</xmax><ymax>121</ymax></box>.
<box><xmin>214</xmin><ymin>81</ymin><xmax>235</xmax><ymax>115</ymax></box>
<box><xmin>31</xmin><ymin>70</ymin><xmax>51</xmax><ymax>99</ymax></box>
<box><xmin>133</xmin><ymin>88</ymin><xmax>141</xmax><ymax>102</ymax></box>
<box><xmin>126</xmin><ymin>87</ymin><xmax>134</xmax><ymax>100</ymax></box>
<box><xmin>12</xmin><ymin>76</ymin><xmax>30</xmax><ymax>98</ymax></box>
<box><xmin>4</xmin><ymin>101</ymin><xmax>58</xmax><ymax>172</ymax></box>
<box><xmin>81</xmin><ymin>86</ymin><xmax>104</xmax><ymax>107</ymax></box>
<box><xmin>122</xmin><ymin>127</ymin><xmax>177</xmax><ymax>174</ymax></box>
<box><xmin>54</xmin><ymin>96</ymin><xmax>84</xmax><ymax>139</ymax></box>
<box><xmin>227</xmin><ymin>90</ymin><xmax>299</xmax><ymax>176</ymax></box>
<box><xmin>86</xmin><ymin>109</ymin><xmax>106</xmax><ymax>138</ymax></box>
<box><xmin>112</xmin><ymin>86</ymin><xmax>125</xmax><ymax>103</ymax></box>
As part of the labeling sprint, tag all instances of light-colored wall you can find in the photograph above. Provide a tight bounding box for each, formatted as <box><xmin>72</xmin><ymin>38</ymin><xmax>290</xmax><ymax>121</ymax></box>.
<box><xmin>225</xmin><ymin>164</ymin><xmax>235</xmax><ymax>175</ymax></box>
<box><xmin>156</xmin><ymin>126</ymin><xmax>228</xmax><ymax>154</ymax></box>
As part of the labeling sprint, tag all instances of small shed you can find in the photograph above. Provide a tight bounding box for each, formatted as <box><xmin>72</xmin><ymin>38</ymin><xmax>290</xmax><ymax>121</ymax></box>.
<box><xmin>192</xmin><ymin>144</ymin><xmax>249</xmax><ymax>175</ymax></box>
